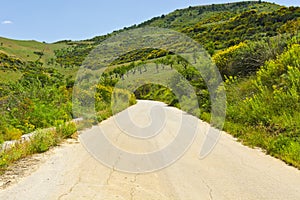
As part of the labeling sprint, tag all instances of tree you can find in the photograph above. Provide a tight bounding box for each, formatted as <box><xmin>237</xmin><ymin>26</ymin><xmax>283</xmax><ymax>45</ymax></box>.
<box><xmin>154</xmin><ymin>60</ymin><xmax>160</xmax><ymax>73</ymax></box>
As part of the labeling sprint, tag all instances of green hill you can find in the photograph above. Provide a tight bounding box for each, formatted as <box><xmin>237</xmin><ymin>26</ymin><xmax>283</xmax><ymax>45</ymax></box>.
<box><xmin>54</xmin><ymin>1</ymin><xmax>299</xmax><ymax>67</ymax></box>
<box><xmin>1</xmin><ymin>1</ymin><xmax>298</xmax><ymax>76</ymax></box>
<box><xmin>0</xmin><ymin>37</ymin><xmax>66</xmax><ymax>63</ymax></box>
<box><xmin>0</xmin><ymin>37</ymin><xmax>68</xmax><ymax>82</ymax></box>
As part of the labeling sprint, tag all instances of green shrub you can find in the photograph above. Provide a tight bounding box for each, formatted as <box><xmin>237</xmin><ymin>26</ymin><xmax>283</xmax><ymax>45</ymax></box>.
<box><xmin>224</xmin><ymin>41</ymin><xmax>300</xmax><ymax>168</ymax></box>
<box><xmin>29</xmin><ymin>129</ymin><xmax>58</xmax><ymax>153</ymax></box>
<box><xmin>56</xmin><ymin>122</ymin><xmax>77</xmax><ymax>139</ymax></box>
<box><xmin>4</xmin><ymin>127</ymin><xmax>23</xmax><ymax>141</ymax></box>
<box><xmin>0</xmin><ymin>142</ymin><xmax>31</xmax><ymax>174</ymax></box>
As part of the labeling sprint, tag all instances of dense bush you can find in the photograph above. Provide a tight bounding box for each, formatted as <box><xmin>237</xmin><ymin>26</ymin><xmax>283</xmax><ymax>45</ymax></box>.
<box><xmin>56</xmin><ymin>122</ymin><xmax>77</xmax><ymax>139</ymax></box>
<box><xmin>190</xmin><ymin>6</ymin><xmax>300</xmax><ymax>50</ymax></box>
<box><xmin>213</xmin><ymin>35</ymin><xmax>290</xmax><ymax>77</ymax></box>
<box><xmin>225</xmin><ymin>43</ymin><xmax>300</xmax><ymax>168</ymax></box>
<box><xmin>0</xmin><ymin>62</ymin><xmax>73</xmax><ymax>142</ymax></box>
<box><xmin>29</xmin><ymin>129</ymin><xmax>58</xmax><ymax>153</ymax></box>
<box><xmin>0</xmin><ymin>53</ymin><xmax>24</xmax><ymax>71</ymax></box>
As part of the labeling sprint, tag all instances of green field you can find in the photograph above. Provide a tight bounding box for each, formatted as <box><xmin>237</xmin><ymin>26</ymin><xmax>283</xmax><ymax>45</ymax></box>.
<box><xmin>0</xmin><ymin>37</ymin><xmax>66</xmax><ymax>64</ymax></box>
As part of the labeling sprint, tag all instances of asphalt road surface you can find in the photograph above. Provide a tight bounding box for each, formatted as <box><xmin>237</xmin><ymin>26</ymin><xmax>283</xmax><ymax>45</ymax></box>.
<box><xmin>0</xmin><ymin>100</ymin><xmax>300</xmax><ymax>199</ymax></box>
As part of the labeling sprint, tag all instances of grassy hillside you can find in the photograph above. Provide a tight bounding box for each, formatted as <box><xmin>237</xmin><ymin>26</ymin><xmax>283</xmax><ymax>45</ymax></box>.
<box><xmin>0</xmin><ymin>37</ymin><xmax>76</xmax><ymax>83</ymax></box>
<box><xmin>54</xmin><ymin>1</ymin><xmax>297</xmax><ymax>67</ymax></box>
<box><xmin>0</xmin><ymin>37</ymin><xmax>66</xmax><ymax>64</ymax></box>
<box><xmin>1</xmin><ymin>1</ymin><xmax>296</xmax><ymax>70</ymax></box>
<box><xmin>138</xmin><ymin>1</ymin><xmax>280</xmax><ymax>29</ymax></box>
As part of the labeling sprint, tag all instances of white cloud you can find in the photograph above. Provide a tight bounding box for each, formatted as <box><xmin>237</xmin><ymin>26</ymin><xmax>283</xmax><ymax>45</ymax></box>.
<box><xmin>1</xmin><ymin>20</ymin><xmax>13</xmax><ymax>25</ymax></box>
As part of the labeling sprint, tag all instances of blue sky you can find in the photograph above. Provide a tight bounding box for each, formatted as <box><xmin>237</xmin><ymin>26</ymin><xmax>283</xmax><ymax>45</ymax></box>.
<box><xmin>0</xmin><ymin>0</ymin><xmax>299</xmax><ymax>43</ymax></box>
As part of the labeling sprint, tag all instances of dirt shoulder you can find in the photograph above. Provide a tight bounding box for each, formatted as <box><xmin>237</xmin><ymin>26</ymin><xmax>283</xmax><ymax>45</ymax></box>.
<box><xmin>0</xmin><ymin>139</ymin><xmax>79</xmax><ymax>190</ymax></box>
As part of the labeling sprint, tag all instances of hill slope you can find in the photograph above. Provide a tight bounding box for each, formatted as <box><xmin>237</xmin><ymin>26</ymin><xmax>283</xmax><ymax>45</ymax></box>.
<box><xmin>55</xmin><ymin>1</ymin><xmax>299</xmax><ymax>67</ymax></box>
<box><xmin>0</xmin><ymin>37</ymin><xmax>66</xmax><ymax>63</ymax></box>
<box><xmin>0</xmin><ymin>37</ymin><xmax>70</xmax><ymax>82</ymax></box>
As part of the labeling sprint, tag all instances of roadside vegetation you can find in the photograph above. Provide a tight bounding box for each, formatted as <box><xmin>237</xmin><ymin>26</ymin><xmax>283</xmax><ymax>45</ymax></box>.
<box><xmin>0</xmin><ymin>122</ymin><xmax>77</xmax><ymax>174</ymax></box>
<box><xmin>0</xmin><ymin>55</ymin><xmax>135</xmax><ymax>173</ymax></box>
<box><xmin>224</xmin><ymin>41</ymin><xmax>300</xmax><ymax>168</ymax></box>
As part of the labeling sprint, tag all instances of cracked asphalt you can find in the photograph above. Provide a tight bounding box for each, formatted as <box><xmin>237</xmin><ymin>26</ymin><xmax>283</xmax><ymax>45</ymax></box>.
<box><xmin>0</xmin><ymin>100</ymin><xmax>300</xmax><ymax>199</ymax></box>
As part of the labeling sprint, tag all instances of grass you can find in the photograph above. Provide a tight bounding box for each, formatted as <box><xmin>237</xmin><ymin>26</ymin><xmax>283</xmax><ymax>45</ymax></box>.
<box><xmin>222</xmin><ymin>44</ymin><xmax>300</xmax><ymax>169</ymax></box>
<box><xmin>0</xmin><ymin>70</ymin><xmax>22</xmax><ymax>83</ymax></box>
<box><xmin>0</xmin><ymin>84</ymin><xmax>136</xmax><ymax>174</ymax></box>
<box><xmin>0</xmin><ymin>37</ymin><xmax>67</xmax><ymax>66</ymax></box>
<box><xmin>0</xmin><ymin>37</ymin><xmax>70</xmax><ymax>84</ymax></box>
<box><xmin>0</xmin><ymin>122</ymin><xmax>77</xmax><ymax>174</ymax></box>
<box><xmin>223</xmin><ymin>120</ymin><xmax>300</xmax><ymax>169</ymax></box>
<box><xmin>55</xmin><ymin>67</ymin><xmax>80</xmax><ymax>79</ymax></box>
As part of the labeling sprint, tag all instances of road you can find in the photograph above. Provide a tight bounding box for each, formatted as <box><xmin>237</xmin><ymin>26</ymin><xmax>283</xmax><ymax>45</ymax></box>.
<box><xmin>0</xmin><ymin>100</ymin><xmax>300</xmax><ymax>199</ymax></box>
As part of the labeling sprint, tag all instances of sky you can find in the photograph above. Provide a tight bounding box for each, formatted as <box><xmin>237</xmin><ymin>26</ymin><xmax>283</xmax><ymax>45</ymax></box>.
<box><xmin>0</xmin><ymin>0</ymin><xmax>299</xmax><ymax>43</ymax></box>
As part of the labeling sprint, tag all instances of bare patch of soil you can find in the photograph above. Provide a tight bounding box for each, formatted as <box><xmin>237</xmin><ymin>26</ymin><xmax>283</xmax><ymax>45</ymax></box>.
<box><xmin>0</xmin><ymin>139</ymin><xmax>79</xmax><ymax>189</ymax></box>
